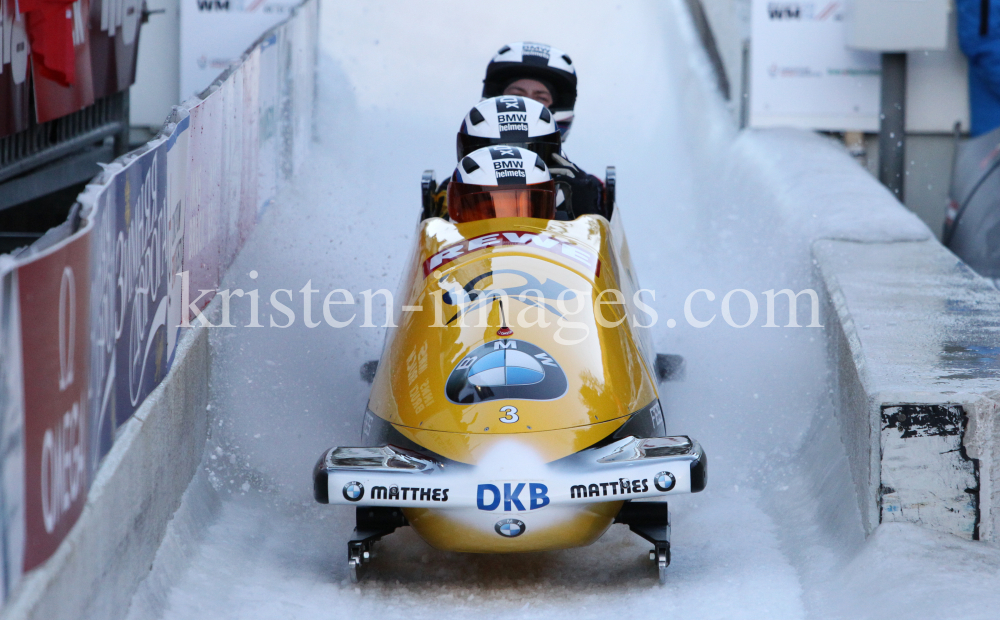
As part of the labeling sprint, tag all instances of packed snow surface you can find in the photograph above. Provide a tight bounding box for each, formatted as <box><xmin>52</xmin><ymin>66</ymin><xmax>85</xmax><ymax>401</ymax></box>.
<box><xmin>126</xmin><ymin>1</ymin><xmax>1000</xmax><ymax>618</ymax></box>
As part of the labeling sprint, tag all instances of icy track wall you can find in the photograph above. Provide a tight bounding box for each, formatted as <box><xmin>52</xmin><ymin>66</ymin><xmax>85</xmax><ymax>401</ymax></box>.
<box><xmin>675</xmin><ymin>0</ymin><xmax>1000</xmax><ymax>542</ymax></box>
<box><xmin>0</xmin><ymin>2</ymin><xmax>317</xmax><ymax>618</ymax></box>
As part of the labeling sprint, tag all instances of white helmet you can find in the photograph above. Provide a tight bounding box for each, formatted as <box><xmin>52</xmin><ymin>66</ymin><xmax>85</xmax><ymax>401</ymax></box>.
<box><xmin>447</xmin><ymin>145</ymin><xmax>556</xmax><ymax>222</ymax></box>
<box><xmin>482</xmin><ymin>42</ymin><xmax>577</xmax><ymax>139</ymax></box>
<box><xmin>457</xmin><ymin>96</ymin><xmax>562</xmax><ymax>164</ymax></box>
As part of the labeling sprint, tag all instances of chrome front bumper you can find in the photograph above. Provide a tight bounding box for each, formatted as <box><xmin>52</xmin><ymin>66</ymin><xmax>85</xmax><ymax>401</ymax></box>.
<box><xmin>313</xmin><ymin>436</ymin><xmax>707</xmax><ymax>508</ymax></box>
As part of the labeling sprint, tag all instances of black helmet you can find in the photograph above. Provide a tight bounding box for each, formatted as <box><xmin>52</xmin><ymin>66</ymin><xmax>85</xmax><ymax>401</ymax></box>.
<box><xmin>482</xmin><ymin>42</ymin><xmax>577</xmax><ymax>139</ymax></box>
<box><xmin>456</xmin><ymin>96</ymin><xmax>562</xmax><ymax>165</ymax></box>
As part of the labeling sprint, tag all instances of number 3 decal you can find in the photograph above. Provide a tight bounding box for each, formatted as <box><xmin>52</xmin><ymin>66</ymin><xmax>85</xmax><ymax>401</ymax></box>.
<box><xmin>499</xmin><ymin>406</ymin><xmax>519</xmax><ymax>424</ymax></box>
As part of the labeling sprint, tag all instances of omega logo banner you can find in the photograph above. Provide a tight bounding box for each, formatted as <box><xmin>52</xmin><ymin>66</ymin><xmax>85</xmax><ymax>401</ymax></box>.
<box><xmin>17</xmin><ymin>232</ymin><xmax>91</xmax><ymax>572</ymax></box>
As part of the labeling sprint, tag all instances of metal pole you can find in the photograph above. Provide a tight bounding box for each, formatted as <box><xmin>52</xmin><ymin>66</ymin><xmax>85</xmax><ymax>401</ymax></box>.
<box><xmin>878</xmin><ymin>52</ymin><xmax>907</xmax><ymax>201</ymax></box>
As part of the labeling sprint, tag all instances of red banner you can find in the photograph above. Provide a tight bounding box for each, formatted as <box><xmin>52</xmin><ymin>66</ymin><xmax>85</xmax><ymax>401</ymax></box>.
<box><xmin>18</xmin><ymin>232</ymin><xmax>91</xmax><ymax>572</ymax></box>
<box><xmin>1</xmin><ymin>1</ymin><xmax>32</xmax><ymax>137</ymax></box>
<box><xmin>28</xmin><ymin>0</ymin><xmax>95</xmax><ymax>123</ymax></box>
<box><xmin>88</xmin><ymin>0</ymin><xmax>142</xmax><ymax>99</ymax></box>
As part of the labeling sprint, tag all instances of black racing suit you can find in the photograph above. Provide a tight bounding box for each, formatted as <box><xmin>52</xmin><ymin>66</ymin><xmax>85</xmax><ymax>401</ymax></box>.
<box><xmin>547</xmin><ymin>152</ymin><xmax>606</xmax><ymax>220</ymax></box>
<box><xmin>428</xmin><ymin>151</ymin><xmax>607</xmax><ymax>221</ymax></box>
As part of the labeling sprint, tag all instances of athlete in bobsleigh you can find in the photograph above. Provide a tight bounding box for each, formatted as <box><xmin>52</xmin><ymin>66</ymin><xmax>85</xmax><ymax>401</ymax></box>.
<box><xmin>313</xmin><ymin>144</ymin><xmax>705</xmax><ymax>584</ymax></box>
<box><xmin>425</xmin><ymin>42</ymin><xmax>606</xmax><ymax>220</ymax></box>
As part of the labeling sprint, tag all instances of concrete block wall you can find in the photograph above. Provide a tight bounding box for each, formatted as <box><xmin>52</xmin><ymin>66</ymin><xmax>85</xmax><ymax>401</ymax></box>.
<box><xmin>672</xmin><ymin>0</ymin><xmax>1000</xmax><ymax>543</ymax></box>
<box><xmin>815</xmin><ymin>239</ymin><xmax>1000</xmax><ymax>541</ymax></box>
<box><xmin>0</xmin><ymin>325</ymin><xmax>210</xmax><ymax>620</ymax></box>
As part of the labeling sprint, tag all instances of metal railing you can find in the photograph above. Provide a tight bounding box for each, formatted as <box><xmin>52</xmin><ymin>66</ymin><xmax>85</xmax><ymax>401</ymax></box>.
<box><xmin>0</xmin><ymin>91</ymin><xmax>129</xmax><ymax>185</ymax></box>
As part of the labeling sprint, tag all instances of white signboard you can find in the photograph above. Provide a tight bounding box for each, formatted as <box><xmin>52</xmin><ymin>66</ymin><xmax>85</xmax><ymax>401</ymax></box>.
<box><xmin>180</xmin><ymin>0</ymin><xmax>297</xmax><ymax>100</ymax></box>
<box><xmin>750</xmin><ymin>0</ymin><xmax>882</xmax><ymax>131</ymax></box>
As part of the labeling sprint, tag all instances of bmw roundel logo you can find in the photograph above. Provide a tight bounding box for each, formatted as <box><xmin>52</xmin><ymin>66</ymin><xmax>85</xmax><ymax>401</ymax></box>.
<box><xmin>446</xmin><ymin>339</ymin><xmax>567</xmax><ymax>404</ymax></box>
<box><xmin>343</xmin><ymin>481</ymin><xmax>364</xmax><ymax>502</ymax></box>
<box><xmin>654</xmin><ymin>471</ymin><xmax>675</xmax><ymax>492</ymax></box>
<box><xmin>495</xmin><ymin>518</ymin><xmax>526</xmax><ymax>538</ymax></box>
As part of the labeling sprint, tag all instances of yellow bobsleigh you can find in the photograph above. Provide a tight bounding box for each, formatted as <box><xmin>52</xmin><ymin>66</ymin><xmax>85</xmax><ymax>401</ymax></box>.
<box><xmin>313</xmin><ymin>166</ymin><xmax>705</xmax><ymax>583</ymax></box>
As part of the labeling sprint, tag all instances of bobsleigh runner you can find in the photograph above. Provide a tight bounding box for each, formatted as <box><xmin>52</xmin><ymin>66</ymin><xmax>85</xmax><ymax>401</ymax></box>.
<box><xmin>313</xmin><ymin>154</ymin><xmax>705</xmax><ymax>584</ymax></box>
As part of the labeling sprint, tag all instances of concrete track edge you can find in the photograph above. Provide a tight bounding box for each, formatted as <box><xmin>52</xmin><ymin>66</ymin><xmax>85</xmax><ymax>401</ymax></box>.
<box><xmin>670</xmin><ymin>0</ymin><xmax>1000</xmax><ymax>544</ymax></box>
<box><xmin>814</xmin><ymin>239</ymin><xmax>1000</xmax><ymax>542</ymax></box>
<box><xmin>0</xmin><ymin>324</ymin><xmax>210</xmax><ymax>620</ymax></box>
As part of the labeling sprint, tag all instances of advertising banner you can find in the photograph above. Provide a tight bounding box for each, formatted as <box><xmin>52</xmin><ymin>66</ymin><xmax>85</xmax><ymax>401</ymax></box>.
<box><xmin>85</xmin><ymin>112</ymin><xmax>186</xmax><ymax>511</ymax></box>
<box><xmin>183</xmin><ymin>96</ymin><xmax>224</xmax><ymax>319</ymax></box>
<box><xmin>0</xmin><ymin>0</ymin><xmax>315</xmax><ymax>597</ymax></box>
<box><xmin>88</xmin><ymin>0</ymin><xmax>143</xmax><ymax>99</ymax></box>
<box><xmin>17</xmin><ymin>232</ymin><xmax>91</xmax><ymax>572</ymax></box>
<box><xmin>29</xmin><ymin>0</ymin><xmax>96</xmax><ymax>123</ymax></box>
<box><xmin>237</xmin><ymin>49</ymin><xmax>260</xmax><ymax>242</ymax></box>
<box><xmin>179</xmin><ymin>0</ymin><xmax>298</xmax><ymax>100</ymax></box>
<box><xmin>86</xmin><ymin>188</ymin><xmax>117</xmax><ymax>468</ymax></box>
<box><xmin>109</xmin><ymin>144</ymin><xmax>175</xmax><ymax>429</ymax></box>
<box><xmin>750</xmin><ymin>0</ymin><xmax>881</xmax><ymax>131</ymax></box>
<box><xmin>286</xmin><ymin>4</ymin><xmax>315</xmax><ymax>175</ymax></box>
<box><xmin>0</xmin><ymin>264</ymin><xmax>25</xmax><ymax>602</ymax></box>
<box><xmin>0</xmin><ymin>0</ymin><xmax>32</xmax><ymax>138</ymax></box>
<box><xmin>256</xmin><ymin>32</ymin><xmax>279</xmax><ymax>215</ymax></box>
<box><xmin>219</xmin><ymin>74</ymin><xmax>242</xmax><ymax>268</ymax></box>
<box><xmin>164</xmin><ymin>113</ymin><xmax>189</xmax><ymax>363</ymax></box>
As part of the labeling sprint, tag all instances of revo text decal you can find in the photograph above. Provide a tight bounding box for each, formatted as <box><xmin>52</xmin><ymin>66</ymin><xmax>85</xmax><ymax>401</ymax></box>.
<box><xmin>423</xmin><ymin>231</ymin><xmax>600</xmax><ymax>277</ymax></box>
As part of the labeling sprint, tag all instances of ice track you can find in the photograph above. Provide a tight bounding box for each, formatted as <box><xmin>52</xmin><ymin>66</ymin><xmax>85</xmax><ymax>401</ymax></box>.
<box><xmin>125</xmin><ymin>2</ymin><xmax>1000</xmax><ymax>619</ymax></box>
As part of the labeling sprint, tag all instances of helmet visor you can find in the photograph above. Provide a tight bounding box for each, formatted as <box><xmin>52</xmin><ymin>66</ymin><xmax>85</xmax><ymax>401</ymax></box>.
<box><xmin>448</xmin><ymin>181</ymin><xmax>556</xmax><ymax>223</ymax></box>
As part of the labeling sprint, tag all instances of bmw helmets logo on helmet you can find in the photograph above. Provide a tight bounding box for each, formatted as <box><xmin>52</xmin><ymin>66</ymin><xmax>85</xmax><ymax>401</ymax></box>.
<box><xmin>495</xmin><ymin>518</ymin><xmax>526</xmax><ymax>538</ymax></box>
<box><xmin>343</xmin><ymin>481</ymin><xmax>364</xmax><ymax>501</ymax></box>
<box><xmin>456</xmin><ymin>96</ymin><xmax>562</xmax><ymax>163</ymax></box>
<box><xmin>654</xmin><ymin>471</ymin><xmax>676</xmax><ymax>492</ymax></box>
